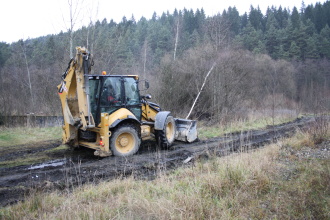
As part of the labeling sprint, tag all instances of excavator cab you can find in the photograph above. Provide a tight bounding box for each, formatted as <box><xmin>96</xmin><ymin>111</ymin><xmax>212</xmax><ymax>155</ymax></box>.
<box><xmin>88</xmin><ymin>75</ymin><xmax>141</xmax><ymax>126</ymax></box>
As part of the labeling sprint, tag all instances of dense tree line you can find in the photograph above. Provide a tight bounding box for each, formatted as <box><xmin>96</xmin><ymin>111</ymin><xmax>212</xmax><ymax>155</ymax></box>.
<box><xmin>0</xmin><ymin>1</ymin><xmax>330</xmax><ymax>122</ymax></box>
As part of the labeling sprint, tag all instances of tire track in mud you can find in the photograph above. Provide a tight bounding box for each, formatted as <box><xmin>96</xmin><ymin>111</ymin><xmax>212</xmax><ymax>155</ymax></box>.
<box><xmin>0</xmin><ymin>117</ymin><xmax>316</xmax><ymax>206</ymax></box>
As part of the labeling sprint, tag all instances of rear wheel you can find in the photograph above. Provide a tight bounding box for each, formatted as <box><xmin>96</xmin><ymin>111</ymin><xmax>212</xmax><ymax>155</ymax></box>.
<box><xmin>156</xmin><ymin>115</ymin><xmax>176</xmax><ymax>149</ymax></box>
<box><xmin>110</xmin><ymin>125</ymin><xmax>141</xmax><ymax>156</ymax></box>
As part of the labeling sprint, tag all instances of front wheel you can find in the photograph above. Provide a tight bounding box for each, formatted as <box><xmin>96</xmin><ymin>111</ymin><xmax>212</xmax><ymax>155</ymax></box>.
<box><xmin>110</xmin><ymin>125</ymin><xmax>141</xmax><ymax>156</ymax></box>
<box><xmin>155</xmin><ymin>115</ymin><xmax>176</xmax><ymax>149</ymax></box>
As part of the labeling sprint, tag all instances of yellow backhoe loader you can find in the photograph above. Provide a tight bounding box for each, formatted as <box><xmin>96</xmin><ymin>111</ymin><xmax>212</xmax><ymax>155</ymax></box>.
<box><xmin>58</xmin><ymin>47</ymin><xmax>197</xmax><ymax>157</ymax></box>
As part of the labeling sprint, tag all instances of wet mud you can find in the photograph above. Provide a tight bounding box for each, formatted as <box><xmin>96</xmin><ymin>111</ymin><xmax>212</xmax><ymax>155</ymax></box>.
<box><xmin>0</xmin><ymin>117</ymin><xmax>316</xmax><ymax>207</ymax></box>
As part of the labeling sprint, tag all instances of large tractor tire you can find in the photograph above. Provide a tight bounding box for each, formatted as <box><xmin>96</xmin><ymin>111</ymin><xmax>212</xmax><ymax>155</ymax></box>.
<box><xmin>156</xmin><ymin>115</ymin><xmax>176</xmax><ymax>149</ymax></box>
<box><xmin>110</xmin><ymin>124</ymin><xmax>141</xmax><ymax>156</ymax></box>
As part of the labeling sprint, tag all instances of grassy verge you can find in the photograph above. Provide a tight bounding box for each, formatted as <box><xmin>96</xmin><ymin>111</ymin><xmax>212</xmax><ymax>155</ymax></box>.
<box><xmin>1</xmin><ymin>118</ymin><xmax>329</xmax><ymax>219</ymax></box>
<box><xmin>0</xmin><ymin>126</ymin><xmax>62</xmax><ymax>148</ymax></box>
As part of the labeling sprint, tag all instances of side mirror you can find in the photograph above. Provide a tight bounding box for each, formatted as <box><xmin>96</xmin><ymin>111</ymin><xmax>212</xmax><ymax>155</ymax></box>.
<box><xmin>145</xmin><ymin>94</ymin><xmax>152</xmax><ymax>99</ymax></box>
<box><xmin>145</xmin><ymin>81</ymin><xmax>150</xmax><ymax>89</ymax></box>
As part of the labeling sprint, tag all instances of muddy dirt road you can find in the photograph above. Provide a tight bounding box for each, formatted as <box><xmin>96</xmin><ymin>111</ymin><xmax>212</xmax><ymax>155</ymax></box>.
<box><xmin>0</xmin><ymin>117</ymin><xmax>316</xmax><ymax>206</ymax></box>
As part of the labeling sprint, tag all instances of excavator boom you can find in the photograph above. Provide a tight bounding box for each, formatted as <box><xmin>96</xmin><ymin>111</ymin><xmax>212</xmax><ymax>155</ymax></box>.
<box><xmin>57</xmin><ymin>47</ymin><xmax>94</xmax><ymax>146</ymax></box>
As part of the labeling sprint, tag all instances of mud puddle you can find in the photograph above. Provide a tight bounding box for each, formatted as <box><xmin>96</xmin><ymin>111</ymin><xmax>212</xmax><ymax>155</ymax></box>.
<box><xmin>28</xmin><ymin>159</ymin><xmax>66</xmax><ymax>170</ymax></box>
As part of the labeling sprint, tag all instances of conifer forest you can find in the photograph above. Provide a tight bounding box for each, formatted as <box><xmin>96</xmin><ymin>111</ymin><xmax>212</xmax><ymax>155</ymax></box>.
<box><xmin>1</xmin><ymin>1</ymin><xmax>330</xmax><ymax>122</ymax></box>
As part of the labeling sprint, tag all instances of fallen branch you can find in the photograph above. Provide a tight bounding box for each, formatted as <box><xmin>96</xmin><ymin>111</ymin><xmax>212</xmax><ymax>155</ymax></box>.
<box><xmin>186</xmin><ymin>62</ymin><xmax>216</xmax><ymax>119</ymax></box>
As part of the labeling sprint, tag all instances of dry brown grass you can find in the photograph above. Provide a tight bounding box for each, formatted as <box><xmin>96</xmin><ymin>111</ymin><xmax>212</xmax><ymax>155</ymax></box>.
<box><xmin>198</xmin><ymin>111</ymin><xmax>296</xmax><ymax>139</ymax></box>
<box><xmin>1</xmin><ymin>118</ymin><xmax>329</xmax><ymax>220</ymax></box>
<box><xmin>0</xmin><ymin>146</ymin><xmax>282</xmax><ymax>219</ymax></box>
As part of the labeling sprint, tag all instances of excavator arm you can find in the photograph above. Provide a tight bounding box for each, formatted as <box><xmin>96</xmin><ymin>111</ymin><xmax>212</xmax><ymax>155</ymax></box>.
<box><xmin>57</xmin><ymin>47</ymin><xmax>95</xmax><ymax>146</ymax></box>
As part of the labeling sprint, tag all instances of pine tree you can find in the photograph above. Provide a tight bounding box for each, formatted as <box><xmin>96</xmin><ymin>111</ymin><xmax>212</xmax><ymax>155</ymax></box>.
<box><xmin>0</xmin><ymin>42</ymin><xmax>10</xmax><ymax>69</ymax></box>
<box><xmin>157</xmin><ymin>24</ymin><xmax>172</xmax><ymax>51</ymax></box>
<box><xmin>304</xmin><ymin>19</ymin><xmax>317</xmax><ymax>36</ymax></box>
<box><xmin>278</xmin><ymin>44</ymin><xmax>289</xmax><ymax>59</ymax></box>
<box><xmin>249</xmin><ymin>6</ymin><xmax>264</xmax><ymax>31</ymax></box>
<box><xmin>291</xmin><ymin>7</ymin><xmax>301</xmax><ymax>30</ymax></box>
<box><xmin>265</xmin><ymin>11</ymin><xmax>281</xmax><ymax>58</ymax></box>
<box><xmin>283</xmin><ymin>20</ymin><xmax>295</xmax><ymax>51</ymax></box>
<box><xmin>314</xmin><ymin>3</ymin><xmax>326</xmax><ymax>32</ymax></box>
<box><xmin>319</xmin><ymin>38</ymin><xmax>330</xmax><ymax>58</ymax></box>
<box><xmin>189</xmin><ymin>29</ymin><xmax>200</xmax><ymax>46</ymax></box>
<box><xmin>253</xmin><ymin>40</ymin><xmax>266</xmax><ymax>54</ymax></box>
<box><xmin>265</xmin><ymin>11</ymin><xmax>279</xmax><ymax>31</ymax></box>
<box><xmin>319</xmin><ymin>24</ymin><xmax>330</xmax><ymax>58</ymax></box>
<box><xmin>326</xmin><ymin>1</ymin><xmax>330</xmax><ymax>28</ymax></box>
<box><xmin>241</xmin><ymin>12</ymin><xmax>248</xmax><ymax>30</ymax></box>
<box><xmin>226</xmin><ymin>6</ymin><xmax>240</xmax><ymax>35</ymax></box>
<box><xmin>289</xmin><ymin>41</ymin><xmax>301</xmax><ymax>59</ymax></box>
<box><xmin>275</xmin><ymin>6</ymin><xmax>286</xmax><ymax>28</ymax></box>
<box><xmin>296</xmin><ymin>23</ymin><xmax>309</xmax><ymax>59</ymax></box>
<box><xmin>305</xmin><ymin>35</ymin><xmax>320</xmax><ymax>59</ymax></box>
<box><xmin>241</xmin><ymin>21</ymin><xmax>262</xmax><ymax>51</ymax></box>
<box><xmin>265</xmin><ymin>25</ymin><xmax>280</xmax><ymax>58</ymax></box>
<box><xmin>135</xmin><ymin>17</ymin><xmax>148</xmax><ymax>46</ymax></box>
<box><xmin>304</xmin><ymin>4</ymin><xmax>314</xmax><ymax>23</ymax></box>
<box><xmin>320</xmin><ymin>24</ymin><xmax>330</xmax><ymax>39</ymax></box>
<box><xmin>195</xmin><ymin>8</ymin><xmax>206</xmax><ymax>36</ymax></box>
<box><xmin>182</xmin><ymin>8</ymin><xmax>196</xmax><ymax>34</ymax></box>
<box><xmin>45</xmin><ymin>36</ymin><xmax>56</xmax><ymax>65</ymax></box>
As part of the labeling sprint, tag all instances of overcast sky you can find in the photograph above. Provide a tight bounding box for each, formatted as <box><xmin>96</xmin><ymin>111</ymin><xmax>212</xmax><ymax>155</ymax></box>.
<box><xmin>0</xmin><ymin>0</ymin><xmax>322</xmax><ymax>43</ymax></box>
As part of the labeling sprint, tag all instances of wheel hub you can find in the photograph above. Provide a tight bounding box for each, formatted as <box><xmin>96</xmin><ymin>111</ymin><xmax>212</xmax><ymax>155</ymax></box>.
<box><xmin>119</xmin><ymin>136</ymin><xmax>129</xmax><ymax>147</ymax></box>
<box><xmin>114</xmin><ymin>130</ymin><xmax>137</xmax><ymax>154</ymax></box>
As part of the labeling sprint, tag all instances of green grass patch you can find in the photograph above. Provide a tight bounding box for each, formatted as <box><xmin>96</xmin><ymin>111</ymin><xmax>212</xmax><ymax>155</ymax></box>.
<box><xmin>0</xmin><ymin>126</ymin><xmax>61</xmax><ymax>147</ymax></box>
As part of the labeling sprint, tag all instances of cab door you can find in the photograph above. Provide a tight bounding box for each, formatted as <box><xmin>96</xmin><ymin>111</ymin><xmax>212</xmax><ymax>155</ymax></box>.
<box><xmin>123</xmin><ymin>77</ymin><xmax>142</xmax><ymax>120</ymax></box>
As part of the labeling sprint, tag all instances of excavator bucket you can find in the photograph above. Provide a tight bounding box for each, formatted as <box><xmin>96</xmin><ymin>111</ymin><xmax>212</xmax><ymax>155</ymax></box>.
<box><xmin>174</xmin><ymin>118</ymin><xmax>198</xmax><ymax>143</ymax></box>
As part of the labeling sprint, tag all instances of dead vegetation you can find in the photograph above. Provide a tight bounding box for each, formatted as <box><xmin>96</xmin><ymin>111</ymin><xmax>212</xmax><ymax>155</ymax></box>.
<box><xmin>0</xmin><ymin>116</ymin><xmax>329</xmax><ymax>219</ymax></box>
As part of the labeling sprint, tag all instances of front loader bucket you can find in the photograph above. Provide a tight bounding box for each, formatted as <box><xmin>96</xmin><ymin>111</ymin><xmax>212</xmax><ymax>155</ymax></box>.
<box><xmin>174</xmin><ymin>118</ymin><xmax>198</xmax><ymax>143</ymax></box>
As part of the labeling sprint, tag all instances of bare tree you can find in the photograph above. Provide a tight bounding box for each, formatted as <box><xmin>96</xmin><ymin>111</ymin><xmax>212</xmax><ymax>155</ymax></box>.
<box><xmin>186</xmin><ymin>62</ymin><xmax>216</xmax><ymax>119</ymax></box>
<box><xmin>253</xmin><ymin>55</ymin><xmax>296</xmax><ymax>122</ymax></box>
<box><xmin>142</xmin><ymin>40</ymin><xmax>148</xmax><ymax>78</ymax></box>
<box><xmin>206</xmin><ymin>15</ymin><xmax>231</xmax><ymax>51</ymax></box>
<box><xmin>173</xmin><ymin>19</ymin><xmax>179</xmax><ymax>61</ymax></box>
<box><xmin>19</xmin><ymin>40</ymin><xmax>35</xmax><ymax>112</ymax></box>
<box><xmin>63</xmin><ymin>0</ymin><xmax>85</xmax><ymax>58</ymax></box>
<box><xmin>86</xmin><ymin>1</ymin><xmax>102</xmax><ymax>54</ymax></box>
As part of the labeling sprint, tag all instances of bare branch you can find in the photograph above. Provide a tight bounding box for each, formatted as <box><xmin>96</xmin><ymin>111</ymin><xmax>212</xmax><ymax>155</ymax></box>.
<box><xmin>174</xmin><ymin>19</ymin><xmax>179</xmax><ymax>61</ymax></box>
<box><xmin>186</xmin><ymin>62</ymin><xmax>216</xmax><ymax>119</ymax></box>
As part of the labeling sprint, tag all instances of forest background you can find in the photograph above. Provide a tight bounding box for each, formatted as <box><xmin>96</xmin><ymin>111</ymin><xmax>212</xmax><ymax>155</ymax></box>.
<box><xmin>0</xmin><ymin>1</ymin><xmax>330</xmax><ymax>123</ymax></box>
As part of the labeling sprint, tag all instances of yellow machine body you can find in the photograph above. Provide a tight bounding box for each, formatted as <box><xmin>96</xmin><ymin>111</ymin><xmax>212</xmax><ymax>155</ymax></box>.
<box><xmin>58</xmin><ymin>47</ymin><xmax>197</xmax><ymax>157</ymax></box>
